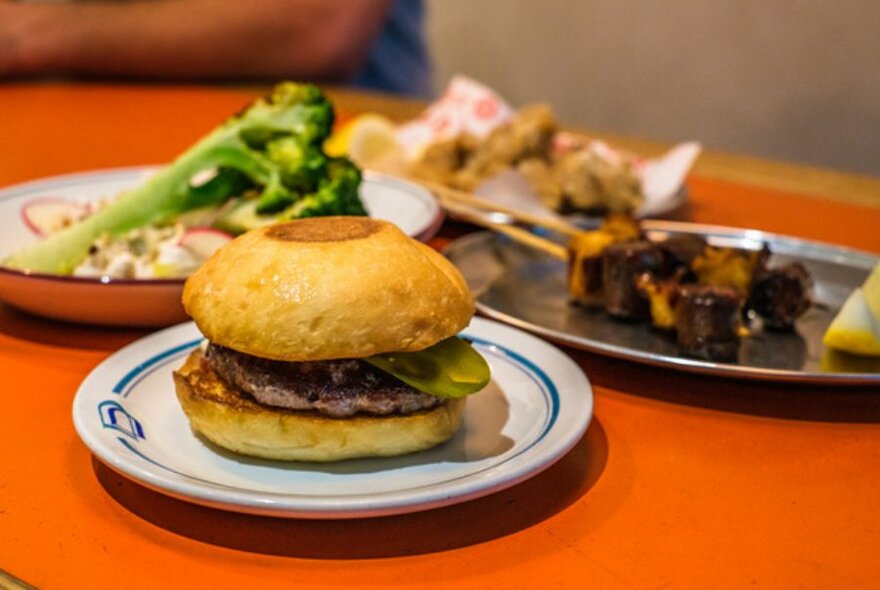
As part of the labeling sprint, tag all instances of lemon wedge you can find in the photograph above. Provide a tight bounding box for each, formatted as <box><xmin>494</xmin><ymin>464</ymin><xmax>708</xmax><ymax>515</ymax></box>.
<box><xmin>821</xmin><ymin>347</ymin><xmax>880</xmax><ymax>374</ymax></box>
<box><xmin>324</xmin><ymin>114</ymin><xmax>401</xmax><ymax>167</ymax></box>
<box><xmin>862</xmin><ymin>262</ymin><xmax>880</xmax><ymax>320</ymax></box>
<box><xmin>823</xmin><ymin>281</ymin><xmax>880</xmax><ymax>356</ymax></box>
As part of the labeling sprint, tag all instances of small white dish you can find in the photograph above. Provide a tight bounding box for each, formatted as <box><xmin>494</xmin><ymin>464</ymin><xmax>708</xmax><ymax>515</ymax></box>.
<box><xmin>72</xmin><ymin>317</ymin><xmax>593</xmax><ymax>519</ymax></box>
<box><xmin>0</xmin><ymin>167</ymin><xmax>442</xmax><ymax>327</ymax></box>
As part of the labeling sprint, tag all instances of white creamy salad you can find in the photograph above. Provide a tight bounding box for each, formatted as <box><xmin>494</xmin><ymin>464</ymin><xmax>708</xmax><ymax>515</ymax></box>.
<box><xmin>72</xmin><ymin>224</ymin><xmax>202</xmax><ymax>279</ymax></box>
<box><xmin>33</xmin><ymin>200</ymin><xmax>226</xmax><ymax>279</ymax></box>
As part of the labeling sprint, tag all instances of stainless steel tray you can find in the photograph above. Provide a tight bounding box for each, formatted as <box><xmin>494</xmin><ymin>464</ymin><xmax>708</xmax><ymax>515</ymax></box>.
<box><xmin>445</xmin><ymin>221</ymin><xmax>880</xmax><ymax>384</ymax></box>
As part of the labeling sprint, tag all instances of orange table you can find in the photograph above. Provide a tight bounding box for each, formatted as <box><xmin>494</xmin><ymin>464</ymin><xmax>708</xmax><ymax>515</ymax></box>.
<box><xmin>1</xmin><ymin>83</ymin><xmax>880</xmax><ymax>589</ymax></box>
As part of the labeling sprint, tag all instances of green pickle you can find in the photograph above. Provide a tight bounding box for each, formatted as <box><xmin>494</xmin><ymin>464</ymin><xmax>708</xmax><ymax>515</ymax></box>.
<box><xmin>365</xmin><ymin>336</ymin><xmax>490</xmax><ymax>398</ymax></box>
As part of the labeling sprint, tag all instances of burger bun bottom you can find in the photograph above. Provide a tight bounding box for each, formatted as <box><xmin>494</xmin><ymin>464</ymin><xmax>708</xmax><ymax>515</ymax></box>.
<box><xmin>172</xmin><ymin>349</ymin><xmax>467</xmax><ymax>462</ymax></box>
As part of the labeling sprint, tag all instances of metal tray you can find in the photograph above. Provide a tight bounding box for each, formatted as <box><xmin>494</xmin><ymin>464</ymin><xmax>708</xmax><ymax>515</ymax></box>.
<box><xmin>444</xmin><ymin>221</ymin><xmax>880</xmax><ymax>384</ymax></box>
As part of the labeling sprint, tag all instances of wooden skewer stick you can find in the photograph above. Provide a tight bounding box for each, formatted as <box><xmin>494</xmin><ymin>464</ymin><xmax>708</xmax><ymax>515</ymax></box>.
<box><xmin>415</xmin><ymin>178</ymin><xmax>583</xmax><ymax>238</ymax></box>
<box><xmin>0</xmin><ymin>568</ymin><xmax>38</xmax><ymax>590</ymax></box>
<box><xmin>440</xmin><ymin>199</ymin><xmax>569</xmax><ymax>261</ymax></box>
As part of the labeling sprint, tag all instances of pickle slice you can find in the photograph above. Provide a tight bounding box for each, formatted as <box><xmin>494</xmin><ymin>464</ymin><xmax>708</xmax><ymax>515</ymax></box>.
<box><xmin>365</xmin><ymin>336</ymin><xmax>491</xmax><ymax>398</ymax></box>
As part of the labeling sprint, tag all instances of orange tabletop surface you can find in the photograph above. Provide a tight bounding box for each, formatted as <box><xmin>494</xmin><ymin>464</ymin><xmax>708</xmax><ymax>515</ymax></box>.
<box><xmin>1</xmin><ymin>83</ymin><xmax>879</xmax><ymax>590</ymax></box>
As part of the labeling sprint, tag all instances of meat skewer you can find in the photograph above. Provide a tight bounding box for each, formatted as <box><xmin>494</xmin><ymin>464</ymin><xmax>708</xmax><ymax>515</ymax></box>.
<box><xmin>426</xmin><ymin>188</ymin><xmax>812</xmax><ymax>362</ymax></box>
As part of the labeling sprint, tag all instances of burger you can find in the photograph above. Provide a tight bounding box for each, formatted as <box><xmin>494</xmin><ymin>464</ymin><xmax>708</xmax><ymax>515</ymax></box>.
<box><xmin>172</xmin><ymin>216</ymin><xmax>489</xmax><ymax>462</ymax></box>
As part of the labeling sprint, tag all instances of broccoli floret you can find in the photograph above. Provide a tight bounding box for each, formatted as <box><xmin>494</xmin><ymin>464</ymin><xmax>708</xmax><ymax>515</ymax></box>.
<box><xmin>255</xmin><ymin>137</ymin><xmax>328</xmax><ymax>213</ymax></box>
<box><xmin>280</xmin><ymin>157</ymin><xmax>367</xmax><ymax>219</ymax></box>
<box><xmin>5</xmin><ymin>81</ymin><xmax>359</xmax><ymax>275</ymax></box>
<box><xmin>213</xmin><ymin>156</ymin><xmax>367</xmax><ymax>234</ymax></box>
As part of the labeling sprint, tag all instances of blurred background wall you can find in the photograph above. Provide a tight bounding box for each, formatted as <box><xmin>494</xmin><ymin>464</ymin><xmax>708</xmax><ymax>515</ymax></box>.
<box><xmin>424</xmin><ymin>0</ymin><xmax>880</xmax><ymax>176</ymax></box>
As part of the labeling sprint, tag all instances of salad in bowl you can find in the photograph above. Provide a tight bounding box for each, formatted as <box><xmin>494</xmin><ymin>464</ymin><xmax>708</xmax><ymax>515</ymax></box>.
<box><xmin>0</xmin><ymin>82</ymin><xmax>440</xmax><ymax>326</ymax></box>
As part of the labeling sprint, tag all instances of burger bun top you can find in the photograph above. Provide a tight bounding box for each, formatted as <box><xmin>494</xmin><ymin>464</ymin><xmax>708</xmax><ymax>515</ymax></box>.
<box><xmin>182</xmin><ymin>217</ymin><xmax>474</xmax><ymax>362</ymax></box>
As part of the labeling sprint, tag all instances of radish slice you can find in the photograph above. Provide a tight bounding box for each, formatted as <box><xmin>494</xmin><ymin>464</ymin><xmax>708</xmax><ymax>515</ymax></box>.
<box><xmin>179</xmin><ymin>228</ymin><xmax>233</xmax><ymax>260</ymax></box>
<box><xmin>21</xmin><ymin>197</ymin><xmax>91</xmax><ymax>236</ymax></box>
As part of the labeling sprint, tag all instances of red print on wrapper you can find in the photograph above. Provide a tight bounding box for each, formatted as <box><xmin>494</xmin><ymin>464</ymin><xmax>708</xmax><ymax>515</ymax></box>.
<box><xmin>474</xmin><ymin>97</ymin><xmax>499</xmax><ymax>120</ymax></box>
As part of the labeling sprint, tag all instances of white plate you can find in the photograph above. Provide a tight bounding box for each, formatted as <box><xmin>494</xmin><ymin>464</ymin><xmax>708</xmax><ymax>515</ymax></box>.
<box><xmin>0</xmin><ymin>167</ymin><xmax>443</xmax><ymax>327</ymax></box>
<box><xmin>72</xmin><ymin>317</ymin><xmax>593</xmax><ymax>519</ymax></box>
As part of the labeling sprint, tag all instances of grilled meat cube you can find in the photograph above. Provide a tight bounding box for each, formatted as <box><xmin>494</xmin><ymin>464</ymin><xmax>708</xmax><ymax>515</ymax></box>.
<box><xmin>654</xmin><ymin>234</ymin><xmax>708</xmax><ymax>280</ymax></box>
<box><xmin>567</xmin><ymin>213</ymin><xmax>643</xmax><ymax>305</ymax></box>
<box><xmin>675</xmin><ymin>284</ymin><xmax>743</xmax><ymax>362</ymax></box>
<box><xmin>747</xmin><ymin>263</ymin><xmax>812</xmax><ymax>331</ymax></box>
<box><xmin>602</xmin><ymin>240</ymin><xmax>664</xmax><ymax>320</ymax></box>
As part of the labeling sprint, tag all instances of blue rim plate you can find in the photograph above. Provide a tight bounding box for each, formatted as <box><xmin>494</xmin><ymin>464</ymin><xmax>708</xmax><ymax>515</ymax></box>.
<box><xmin>71</xmin><ymin>317</ymin><xmax>593</xmax><ymax>518</ymax></box>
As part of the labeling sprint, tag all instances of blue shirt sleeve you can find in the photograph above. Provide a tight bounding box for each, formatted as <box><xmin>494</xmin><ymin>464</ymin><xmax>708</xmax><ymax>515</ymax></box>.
<box><xmin>352</xmin><ymin>0</ymin><xmax>432</xmax><ymax>97</ymax></box>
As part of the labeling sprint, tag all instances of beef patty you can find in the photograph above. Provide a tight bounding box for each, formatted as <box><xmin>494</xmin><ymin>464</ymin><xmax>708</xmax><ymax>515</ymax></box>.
<box><xmin>205</xmin><ymin>343</ymin><xmax>444</xmax><ymax>418</ymax></box>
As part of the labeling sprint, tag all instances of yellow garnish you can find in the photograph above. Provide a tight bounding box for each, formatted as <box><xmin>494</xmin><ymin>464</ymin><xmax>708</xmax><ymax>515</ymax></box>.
<box><xmin>823</xmin><ymin>287</ymin><xmax>880</xmax><ymax>357</ymax></box>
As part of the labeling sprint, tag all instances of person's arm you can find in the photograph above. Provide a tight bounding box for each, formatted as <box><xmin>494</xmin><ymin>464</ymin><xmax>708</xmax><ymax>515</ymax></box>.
<box><xmin>0</xmin><ymin>0</ymin><xmax>393</xmax><ymax>82</ymax></box>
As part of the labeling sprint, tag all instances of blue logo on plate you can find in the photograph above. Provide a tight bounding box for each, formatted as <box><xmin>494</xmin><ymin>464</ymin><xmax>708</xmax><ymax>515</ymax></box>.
<box><xmin>98</xmin><ymin>401</ymin><xmax>145</xmax><ymax>441</ymax></box>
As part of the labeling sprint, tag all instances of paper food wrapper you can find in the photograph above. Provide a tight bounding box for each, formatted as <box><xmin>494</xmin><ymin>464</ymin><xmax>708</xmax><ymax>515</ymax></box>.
<box><xmin>396</xmin><ymin>76</ymin><xmax>701</xmax><ymax>219</ymax></box>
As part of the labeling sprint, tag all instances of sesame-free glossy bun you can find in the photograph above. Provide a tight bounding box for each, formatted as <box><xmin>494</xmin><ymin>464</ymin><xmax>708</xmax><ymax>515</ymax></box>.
<box><xmin>173</xmin><ymin>349</ymin><xmax>467</xmax><ymax>461</ymax></box>
<box><xmin>182</xmin><ymin>217</ymin><xmax>474</xmax><ymax>361</ymax></box>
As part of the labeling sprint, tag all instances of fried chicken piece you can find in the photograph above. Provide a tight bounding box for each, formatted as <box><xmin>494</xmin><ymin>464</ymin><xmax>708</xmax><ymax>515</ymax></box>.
<box><xmin>407</xmin><ymin>102</ymin><xmax>645</xmax><ymax>215</ymax></box>
<box><xmin>409</xmin><ymin>104</ymin><xmax>558</xmax><ymax>191</ymax></box>
<box><xmin>408</xmin><ymin>134</ymin><xmax>479</xmax><ymax>186</ymax></box>
<box><xmin>553</xmin><ymin>148</ymin><xmax>643</xmax><ymax>214</ymax></box>
<box><xmin>453</xmin><ymin>104</ymin><xmax>557</xmax><ymax>189</ymax></box>
<box><xmin>518</xmin><ymin>157</ymin><xmax>563</xmax><ymax>210</ymax></box>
